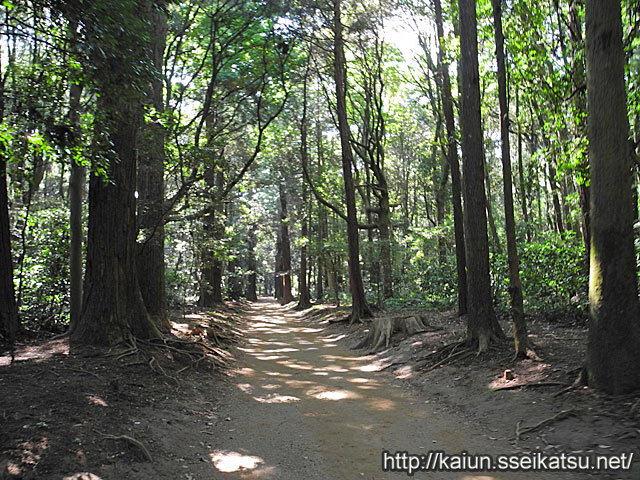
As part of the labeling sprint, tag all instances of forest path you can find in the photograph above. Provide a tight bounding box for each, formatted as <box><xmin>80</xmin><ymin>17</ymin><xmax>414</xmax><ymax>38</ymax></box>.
<box><xmin>207</xmin><ymin>299</ymin><xmax>583</xmax><ymax>480</ymax></box>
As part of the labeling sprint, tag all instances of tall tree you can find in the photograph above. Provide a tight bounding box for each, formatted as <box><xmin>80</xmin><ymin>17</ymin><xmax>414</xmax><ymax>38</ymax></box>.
<box><xmin>246</xmin><ymin>224</ymin><xmax>258</xmax><ymax>301</ymax></box>
<box><xmin>67</xmin><ymin>20</ymin><xmax>84</xmax><ymax>333</ymax></box>
<box><xmin>278</xmin><ymin>181</ymin><xmax>293</xmax><ymax>305</ymax></box>
<box><xmin>71</xmin><ymin>2</ymin><xmax>161</xmax><ymax>347</ymax></box>
<box><xmin>458</xmin><ymin>0</ymin><xmax>504</xmax><ymax>352</ymax></box>
<box><xmin>137</xmin><ymin>0</ymin><xmax>170</xmax><ymax>330</ymax></box>
<box><xmin>332</xmin><ymin>0</ymin><xmax>372</xmax><ymax>322</ymax></box>
<box><xmin>0</xmin><ymin>34</ymin><xmax>20</xmax><ymax>341</ymax></box>
<box><xmin>0</xmin><ymin>161</ymin><xmax>20</xmax><ymax>342</ymax></box>
<box><xmin>199</xmin><ymin>169</ymin><xmax>224</xmax><ymax>306</ymax></box>
<box><xmin>585</xmin><ymin>0</ymin><xmax>640</xmax><ymax>394</ymax></box>
<box><xmin>492</xmin><ymin>0</ymin><xmax>529</xmax><ymax>357</ymax></box>
<box><xmin>434</xmin><ymin>0</ymin><xmax>467</xmax><ymax>315</ymax></box>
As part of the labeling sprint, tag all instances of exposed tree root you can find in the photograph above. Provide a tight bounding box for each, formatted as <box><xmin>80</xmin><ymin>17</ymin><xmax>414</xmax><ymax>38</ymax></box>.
<box><xmin>554</xmin><ymin>366</ymin><xmax>588</xmax><ymax>397</ymax></box>
<box><xmin>355</xmin><ymin>315</ymin><xmax>434</xmax><ymax>352</ymax></box>
<box><xmin>293</xmin><ymin>300</ymin><xmax>313</xmax><ymax>311</ymax></box>
<box><xmin>98</xmin><ymin>432</ymin><xmax>153</xmax><ymax>462</ymax></box>
<box><xmin>516</xmin><ymin>408</ymin><xmax>576</xmax><ymax>440</ymax></box>
<box><xmin>490</xmin><ymin>381</ymin><xmax>568</xmax><ymax>392</ymax></box>
<box><xmin>422</xmin><ymin>350</ymin><xmax>475</xmax><ymax>373</ymax></box>
<box><xmin>415</xmin><ymin>341</ymin><xmax>466</xmax><ymax>367</ymax></box>
<box><xmin>328</xmin><ymin>315</ymin><xmax>351</xmax><ymax>324</ymax></box>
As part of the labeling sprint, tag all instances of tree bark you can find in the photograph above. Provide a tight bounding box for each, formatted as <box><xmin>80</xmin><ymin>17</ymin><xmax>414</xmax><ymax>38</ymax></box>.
<box><xmin>332</xmin><ymin>0</ymin><xmax>372</xmax><ymax>322</ymax></box>
<box><xmin>246</xmin><ymin>225</ymin><xmax>258</xmax><ymax>301</ymax></box>
<box><xmin>585</xmin><ymin>0</ymin><xmax>640</xmax><ymax>394</ymax></box>
<box><xmin>458</xmin><ymin>0</ymin><xmax>505</xmax><ymax>352</ymax></box>
<box><xmin>0</xmin><ymin>160</ymin><xmax>20</xmax><ymax>342</ymax></box>
<box><xmin>275</xmin><ymin>225</ymin><xmax>283</xmax><ymax>301</ymax></box>
<box><xmin>67</xmin><ymin>18</ymin><xmax>84</xmax><ymax>334</ymax></box>
<box><xmin>493</xmin><ymin>0</ymin><xmax>529</xmax><ymax>357</ymax></box>
<box><xmin>435</xmin><ymin>148</ymin><xmax>450</xmax><ymax>263</ymax></box>
<box><xmin>73</xmin><ymin>95</ymin><xmax>161</xmax><ymax>347</ymax></box>
<box><xmin>296</xmin><ymin>70</ymin><xmax>312</xmax><ymax>310</ymax></box>
<box><xmin>434</xmin><ymin>0</ymin><xmax>467</xmax><ymax>314</ymax></box>
<box><xmin>137</xmin><ymin>1</ymin><xmax>169</xmax><ymax>330</ymax></box>
<box><xmin>279</xmin><ymin>182</ymin><xmax>293</xmax><ymax>305</ymax></box>
<box><xmin>68</xmin><ymin>81</ymin><xmax>84</xmax><ymax>334</ymax></box>
<box><xmin>515</xmin><ymin>87</ymin><xmax>531</xmax><ymax>241</ymax></box>
<box><xmin>200</xmin><ymin>169</ymin><xmax>224</xmax><ymax>306</ymax></box>
<box><xmin>296</xmin><ymin>180</ymin><xmax>312</xmax><ymax>309</ymax></box>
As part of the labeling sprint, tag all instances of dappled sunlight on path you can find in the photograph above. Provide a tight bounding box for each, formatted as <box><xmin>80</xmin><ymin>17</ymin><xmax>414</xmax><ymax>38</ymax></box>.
<box><xmin>208</xmin><ymin>300</ymin><xmax>566</xmax><ymax>479</ymax></box>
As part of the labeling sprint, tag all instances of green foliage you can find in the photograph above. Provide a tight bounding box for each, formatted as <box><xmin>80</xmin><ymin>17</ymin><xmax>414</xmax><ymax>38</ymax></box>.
<box><xmin>17</xmin><ymin>206</ymin><xmax>71</xmax><ymax>331</ymax></box>
<box><xmin>491</xmin><ymin>231</ymin><xmax>587</xmax><ymax>311</ymax></box>
<box><xmin>389</xmin><ymin>224</ymin><xmax>458</xmax><ymax>311</ymax></box>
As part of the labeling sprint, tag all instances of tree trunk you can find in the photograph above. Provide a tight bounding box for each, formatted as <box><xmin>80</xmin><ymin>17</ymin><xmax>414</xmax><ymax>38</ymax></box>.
<box><xmin>275</xmin><ymin>225</ymin><xmax>283</xmax><ymax>301</ymax></box>
<box><xmin>585</xmin><ymin>0</ymin><xmax>640</xmax><ymax>394</ymax></box>
<box><xmin>67</xmin><ymin>18</ymin><xmax>85</xmax><ymax>334</ymax></box>
<box><xmin>493</xmin><ymin>0</ymin><xmax>529</xmax><ymax>358</ymax></box>
<box><xmin>316</xmin><ymin>205</ymin><xmax>326</xmax><ymax>301</ymax></box>
<box><xmin>200</xmin><ymin>169</ymin><xmax>224</xmax><ymax>307</ymax></box>
<box><xmin>548</xmin><ymin>161</ymin><xmax>564</xmax><ymax>233</ymax></box>
<box><xmin>279</xmin><ymin>182</ymin><xmax>293</xmax><ymax>305</ymax></box>
<box><xmin>435</xmin><ymin>149</ymin><xmax>450</xmax><ymax>263</ymax></box>
<box><xmin>0</xmin><ymin>160</ymin><xmax>20</xmax><ymax>342</ymax></box>
<box><xmin>434</xmin><ymin>0</ymin><xmax>467</xmax><ymax>314</ymax></box>
<box><xmin>296</xmin><ymin>180</ymin><xmax>312</xmax><ymax>309</ymax></box>
<box><xmin>332</xmin><ymin>0</ymin><xmax>372</xmax><ymax>322</ymax></box>
<box><xmin>246</xmin><ymin>225</ymin><xmax>258</xmax><ymax>301</ymax></box>
<box><xmin>315</xmin><ymin>111</ymin><xmax>326</xmax><ymax>302</ymax></box>
<box><xmin>515</xmin><ymin>87</ymin><xmax>531</xmax><ymax>241</ymax></box>
<box><xmin>73</xmin><ymin>95</ymin><xmax>161</xmax><ymax>347</ymax></box>
<box><xmin>0</xmin><ymin>48</ymin><xmax>20</xmax><ymax>341</ymax></box>
<box><xmin>137</xmin><ymin>1</ymin><xmax>169</xmax><ymax>331</ymax></box>
<box><xmin>458</xmin><ymin>0</ymin><xmax>505</xmax><ymax>352</ymax></box>
<box><xmin>68</xmin><ymin>82</ymin><xmax>84</xmax><ymax>334</ymax></box>
<box><xmin>378</xmin><ymin>183</ymin><xmax>393</xmax><ymax>300</ymax></box>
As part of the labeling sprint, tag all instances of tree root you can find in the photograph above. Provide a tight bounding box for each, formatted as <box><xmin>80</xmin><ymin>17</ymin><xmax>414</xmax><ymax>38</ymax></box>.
<box><xmin>415</xmin><ymin>341</ymin><xmax>466</xmax><ymax>367</ymax></box>
<box><xmin>422</xmin><ymin>349</ymin><xmax>474</xmax><ymax>373</ymax></box>
<box><xmin>490</xmin><ymin>381</ymin><xmax>568</xmax><ymax>392</ymax></box>
<box><xmin>328</xmin><ymin>315</ymin><xmax>351</xmax><ymax>324</ymax></box>
<box><xmin>98</xmin><ymin>432</ymin><xmax>153</xmax><ymax>462</ymax></box>
<box><xmin>554</xmin><ymin>367</ymin><xmax>588</xmax><ymax>397</ymax></box>
<box><xmin>516</xmin><ymin>409</ymin><xmax>576</xmax><ymax>440</ymax></box>
<box><xmin>355</xmin><ymin>315</ymin><xmax>435</xmax><ymax>352</ymax></box>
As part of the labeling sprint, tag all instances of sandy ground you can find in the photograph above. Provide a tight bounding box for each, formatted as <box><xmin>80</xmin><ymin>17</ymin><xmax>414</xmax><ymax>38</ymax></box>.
<box><xmin>1</xmin><ymin>299</ymin><xmax>638</xmax><ymax>479</ymax></box>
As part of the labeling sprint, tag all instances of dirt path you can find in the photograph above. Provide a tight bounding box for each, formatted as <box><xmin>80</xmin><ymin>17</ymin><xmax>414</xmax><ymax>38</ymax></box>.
<box><xmin>3</xmin><ymin>300</ymin><xmax>621</xmax><ymax>479</ymax></box>
<box><xmin>204</xmin><ymin>300</ymin><xmax>590</xmax><ymax>479</ymax></box>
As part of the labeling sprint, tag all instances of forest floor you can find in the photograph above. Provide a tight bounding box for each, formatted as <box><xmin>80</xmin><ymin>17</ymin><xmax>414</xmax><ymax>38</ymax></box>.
<box><xmin>0</xmin><ymin>299</ymin><xmax>638</xmax><ymax>479</ymax></box>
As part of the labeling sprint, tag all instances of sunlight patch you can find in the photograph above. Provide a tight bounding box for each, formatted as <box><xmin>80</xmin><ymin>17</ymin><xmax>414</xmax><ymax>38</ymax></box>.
<box><xmin>237</xmin><ymin>383</ymin><xmax>254</xmax><ymax>394</ymax></box>
<box><xmin>210</xmin><ymin>450</ymin><xmax>264</xmax><ymax>473</ymax></box>
<box><xmin>309</xmin><ymin>389</ymin><xmax>361</xmax><ymax>401</ymax></box>
<box><xmin>367</xmin><ymin>398</ymin><xmax>396</xmax><ymax>411</ymax></box>
<box><xmin>261</xmin><ymin>383</ymin><xmax>281</xmax><ymax>390</ymax></box>
<box><xmin>86</xmin><ymin>394</ymin><xmax>109</xmax><ymax>407</ymax></box>
<box><xmin>63</xmin><ymin>473</ymin><xmax>104</xmax><ymax>480</ymax></box>
<box><xmin>253</xmin><ymin>393</ymin><xmax>300</xmax><ymax>403</ymax></box>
